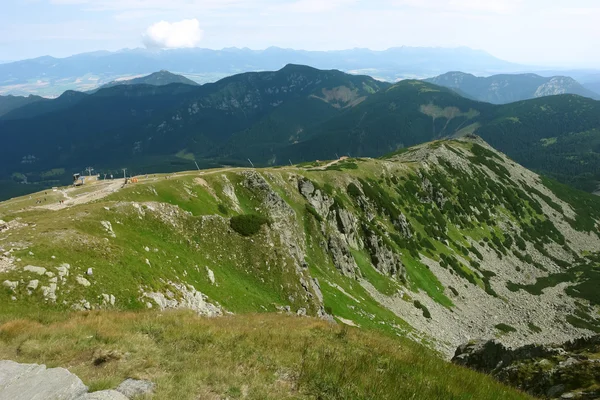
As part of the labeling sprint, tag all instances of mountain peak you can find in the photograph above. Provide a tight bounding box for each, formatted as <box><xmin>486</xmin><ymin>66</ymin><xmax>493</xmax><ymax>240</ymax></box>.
<box><xmin>93</xmin><ymin>71</ymin><xmax>200</xmax><ymax>93</ymax></box>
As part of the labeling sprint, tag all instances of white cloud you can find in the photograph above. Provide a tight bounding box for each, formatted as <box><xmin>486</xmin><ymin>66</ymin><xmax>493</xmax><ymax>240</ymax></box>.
<box><xmin>142</xmin><ymin>19</ymin><xmax>204</xmax><ymax>49</ymax></box>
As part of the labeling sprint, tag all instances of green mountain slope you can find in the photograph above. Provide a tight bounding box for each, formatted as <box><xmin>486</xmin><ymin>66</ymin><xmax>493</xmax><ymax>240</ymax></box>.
<box><xmin>91</xmin><ymin>70</ymin><xmax>200</xmax><ymax>93</ymax></box>
<box><xmin>2</xmin><ymin>137</ymin><xmax>599</xmax><ymax>358</ymax></box>
<box><xmin>425</xmin><ymin>71</ymin><xmax>599</xmax><ymax>104</ymax></box>
<box><xmin>0</xmin><ymin>94</ymin><xmax>47</xmax><ymax>117</ymax></box>
<box><xmin>273</xmin><ymin>80</ymin><xmax>600</xmax><ymax>192</ymax></box>
<box><xmin>1</xmin><ymin>90</ymin><xmax>88</xmax><ymax>120</ymax></box>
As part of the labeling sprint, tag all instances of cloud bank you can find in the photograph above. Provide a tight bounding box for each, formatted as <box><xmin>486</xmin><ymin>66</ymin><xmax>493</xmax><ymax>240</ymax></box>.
<box><xmin>143</xmin><ymin>19</ymin><xmax>203</xmax><ymax>49</ymax></box>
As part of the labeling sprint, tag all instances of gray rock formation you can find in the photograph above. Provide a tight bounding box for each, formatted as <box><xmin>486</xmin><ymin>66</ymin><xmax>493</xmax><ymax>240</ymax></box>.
<box><xmin>365</xmin><ymin>233</ymin><xmax>405</xmax><ymax>279</ymax></box>
<box><xmin>452</xmin><ymin>336</ymin><xmax>600</xmax><ymax>399</ymax></box>
<box><xmin>332</xmin><ymin>209</ymin><xmax>363</xmax><ymax>249</ymax></box>
<box><xmin>0</xmin><ymin>360</ymin><xmax>153</xmax><ymax>400</ymax></box>
<box><xmin>393</xmin><ymin>213</ymin><xmax>413</xmax><ymax>239</ymax></box>
<box><xmin>327</xmin><ymin>234</ymin><xmax>360</xmax><ymax>278</ymax></box>
<box><xmin>0</xmin><ymin>360</ymin><xmax>87</xmax><ymax>400</ymax></box>
<box><xmin>116</xmin><ymin>379</ymin><xmax>155</xmax><ymax>398</ymax></box>
<box><xmin>298</xmin><ymin>178</ymin><xmax>333</xmax><ymax>218</ymax></box>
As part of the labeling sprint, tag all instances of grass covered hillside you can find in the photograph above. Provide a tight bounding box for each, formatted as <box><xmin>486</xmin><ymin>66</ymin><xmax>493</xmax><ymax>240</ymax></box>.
<box><xmin>1</xmin><ymin>136</ymin><xmax>599</xmax><ymax>352</ymax></box>
<box><xmin>1</xmin><ymin>136</ymin><xmax>599</xmax><ymax>397</ymax></box>
<box><xmin>0</xmin><ymin>311</ymin><xmax>533</xmax><ymax>399</ymax></box>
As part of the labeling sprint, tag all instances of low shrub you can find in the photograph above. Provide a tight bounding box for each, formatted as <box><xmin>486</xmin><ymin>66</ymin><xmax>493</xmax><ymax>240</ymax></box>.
<box><xmin>495</xmin><ymin>323</ymin><xmax>517</xmax><ymax>333</ymax></box>
<box><xmin>230</xmin><ymin>214</ymin><xmax>270</xmax><ymax>236</ymax></box>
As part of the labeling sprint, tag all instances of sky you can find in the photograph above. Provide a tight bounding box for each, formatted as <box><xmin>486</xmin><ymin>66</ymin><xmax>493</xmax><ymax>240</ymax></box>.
<box><xmin>0</xmin><ymin>0</ymin><xmax>599</xmax><ymax>67</ymax></box>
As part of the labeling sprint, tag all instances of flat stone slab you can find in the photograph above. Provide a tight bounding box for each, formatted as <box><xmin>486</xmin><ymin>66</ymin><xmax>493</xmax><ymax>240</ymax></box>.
<box><xmin>0</xmin><ymin>360</ymin><xmax>155</xmax><ymax>399</ymax></box>
<box><xmin>0</xmin><ymin>360</ymin><xmax>87</xmax><ymax>400</ymax></box>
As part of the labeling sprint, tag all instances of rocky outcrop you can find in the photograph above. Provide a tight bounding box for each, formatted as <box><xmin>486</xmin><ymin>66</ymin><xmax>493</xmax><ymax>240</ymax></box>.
<box><xmin>393</xmin><ymin>213</ymin><xmax>413</xmax><ymax>239</ymax></box>
<box><xmin>332</xmin><ymin>208</ymin><xmax>363</xmax><ymax>249</ymax></box>
<box><xmin>298</xmin><ymin>179</ymin><xmax>333</xmax><ymax>218</ymax></box>
<box><xmin>243</xmin><ymin>171</ymin><xmax>320</xmax><ymax>311</ymax></box>
<box><xmin>365</xmin><ymin>233</ymin><xmax>405</xmax><ymax>279</ymax></box>
<box><xmin>0</xmin><ymin>360</ymin><xmax>148</xmax><ymax>400</ymax></box>
<box><xmin>143</xmin><ymin>282</ymin><xmax>223</xmax><ymax>317</ymax></box>
<box><xmin>327</xmin><ymin>234</ymin><xmax>360</xmax><ymax>278</ymax></box>
<box><xmin>452</xmin><ymin>336</ymin><xmax>600</xmax><ymax>399</ymax></box>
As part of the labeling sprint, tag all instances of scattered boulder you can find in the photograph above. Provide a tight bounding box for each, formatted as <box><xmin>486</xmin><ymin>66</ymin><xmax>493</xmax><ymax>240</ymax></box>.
<box><xmin>2</xmin><ymin>281</ymin><xmax>18</xmax><ymax>291</ymax></box>
<box><xmin>56</xmin><ymin>264</ymin><xmax>70</xmax><ymax>279</ymax></box>
<box><xmin>76</xmin><ymin>276</ymin><xmax>91</xmax><ymax>287</ymax></box>
<box><xmin>24</xmin><ymin>265</ymin><xmax>46</xmax><ymax>276</ymax></box>
<box><xmin>206</xmin><ymin>267</ymin><xmax>216</xmax><ymax>285</ymax></box>
<box><xmin>101</xmin><ymin>294</ymin><xmax>116</xmax><ymax>306</ymax></box>
<box><xmin>41</xmin><ymin>283</ymin><xmax>58</xmax><ymax>302</ymax></box>
<box><xmin>26</xmin><ymin>280</ymin><xmax>39</xmax><ymax>292</ymax></box>
<box><xmin>116</xmin><ymin>379</ymin><xmax>155</xmax><ymax>398</ymax></box>
<box><xmin>100</xmin><ymin>221</ymin><xmax>116</xmax><ymax>238</ymax></box>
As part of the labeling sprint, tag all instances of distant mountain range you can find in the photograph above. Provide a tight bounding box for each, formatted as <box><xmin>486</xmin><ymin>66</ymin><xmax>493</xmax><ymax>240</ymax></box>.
<box><xmin>1</xmin><ymin>65</ymin><xmax>599</xmax><ymax>199</ymax></box>
<box><xmin>0</xmin><ymin>46</ymin><xmax>520</xmax><ymax>97</ymax></box>
<box><xmin>425</xmin><ymin>72</ymin><xmax>600</xmax><ymax>104</ymax></box>
<box><xmin>0</xmin><ymin>71</ymin><xmax>198</xmax><ymax>119</ymax></box>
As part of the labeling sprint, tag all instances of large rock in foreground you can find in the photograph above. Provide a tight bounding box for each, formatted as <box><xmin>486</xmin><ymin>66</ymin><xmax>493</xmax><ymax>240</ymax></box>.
<box><xmin>452</xmin><ymin>336</ymin><xmax>600</xmax><ymax>399</ymax></box>
<box><xmin>0</xmin><ymin>360</ymin><xmax>149</xmax><ymax>400</ymax></box>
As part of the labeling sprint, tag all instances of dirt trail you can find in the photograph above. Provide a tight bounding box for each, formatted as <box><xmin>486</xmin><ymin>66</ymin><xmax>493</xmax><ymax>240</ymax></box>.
<box><xmin>308</xmin><ymin>158</ymin><xmax>345</xmax><ymax>171</ymax></box>
<box><xmin>40</xmin><ymin>180</ymin><xmax>124</xmax><ymax>211</ymax></box>
<box><xmin>27</xmin><ymin>165</ymin><xmax>299</xmax><ymax>212</ymax></box>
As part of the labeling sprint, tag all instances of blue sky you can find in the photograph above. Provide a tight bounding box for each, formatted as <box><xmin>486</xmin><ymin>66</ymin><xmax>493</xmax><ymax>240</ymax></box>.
<box><xmin>1</xmin><ymin>0</ymin><xmax>599</xmax><ymax>67</ymax></box>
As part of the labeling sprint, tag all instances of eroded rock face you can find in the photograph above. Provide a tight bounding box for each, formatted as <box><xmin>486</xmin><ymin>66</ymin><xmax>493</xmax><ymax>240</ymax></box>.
<box><xmin>332</xmin><ymin>209</ymin><xmax>363</xmax><ymax>249</ymax></box>
<box><xmin>452</xmin><ymin>336</ymin><xmax>600</xmax><ymax>399</ymax></box>
<box><xmin>365</xmin><ymin>233</ymin><xmax>405</xmax><ymax>279</ymax></box>
<box><xmin>143</xmin><ymin>282</ymin><xmax>223</xmax><ymax>317</ymax></box>
<box><xmin>327</xmin><ymin>234</ymin><xmax>360</xmax><ymax>278</ymax></box>
<box><xmin>393</xmin><ymin>213</ymin><xmax>413</xmax><ymax>239</ymax></box>
<box><xmin>298</xmin><ymin>179</ymin><xmax>333</xmax><ymax>218</ymax></box>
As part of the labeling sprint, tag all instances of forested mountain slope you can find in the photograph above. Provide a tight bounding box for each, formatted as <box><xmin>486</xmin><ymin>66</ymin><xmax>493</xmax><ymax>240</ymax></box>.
<box><xmin>1</xmin><ymin>66</ymin><xmax>600</xmax><ymax>199</ymax></box>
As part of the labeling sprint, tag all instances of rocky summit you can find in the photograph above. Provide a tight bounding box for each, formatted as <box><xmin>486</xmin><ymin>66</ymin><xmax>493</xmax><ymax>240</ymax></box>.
<box><xmin>0</xmin><ymin>136</ymin><xmax>599</xmax><ymax>398</ymax></box>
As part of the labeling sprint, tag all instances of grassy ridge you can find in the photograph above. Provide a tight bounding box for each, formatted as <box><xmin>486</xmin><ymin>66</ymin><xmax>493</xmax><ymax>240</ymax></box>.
<box><xmin>0</xmin><ymin>311</ymin><xmax>531</xmax><ymax>400</ymax></box>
